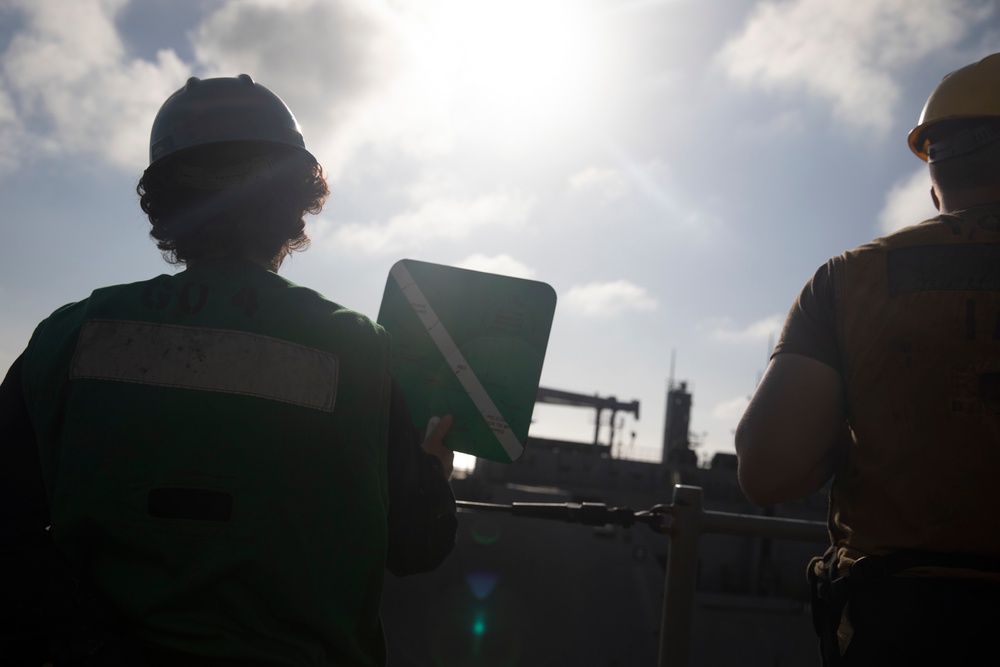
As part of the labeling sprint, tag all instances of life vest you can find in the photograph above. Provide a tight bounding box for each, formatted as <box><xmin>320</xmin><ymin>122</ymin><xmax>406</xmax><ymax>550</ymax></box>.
<box><xmin>21</xmin><ymin>258</ymin><xmax>392</xmax><ymax>666</ymax></box>
<box><xmin>828</xmin><ymin>206</ymin><xmax>1000</xmax><ymax>576</ymax></box>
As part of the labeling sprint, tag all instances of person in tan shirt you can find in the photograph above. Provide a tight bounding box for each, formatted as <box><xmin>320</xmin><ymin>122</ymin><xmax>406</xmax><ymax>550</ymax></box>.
<box><xmin>736</xmin><ymin>53</ymin><xmax>1000</xmax><ymax>666</ymax></box>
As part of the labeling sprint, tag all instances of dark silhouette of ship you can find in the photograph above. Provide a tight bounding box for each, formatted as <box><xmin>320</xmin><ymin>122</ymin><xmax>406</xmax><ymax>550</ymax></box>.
<box><xmin>381</xmin><ymin>380</ymin><xmax>829</xmax><ymax>666</ymax></box>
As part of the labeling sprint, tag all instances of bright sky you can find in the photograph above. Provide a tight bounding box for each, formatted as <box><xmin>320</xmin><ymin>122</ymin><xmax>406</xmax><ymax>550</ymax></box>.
<box><xmin>2</xmin><ymin>0</ymin><xmax>997</xmax><ymax>467</ymax></box>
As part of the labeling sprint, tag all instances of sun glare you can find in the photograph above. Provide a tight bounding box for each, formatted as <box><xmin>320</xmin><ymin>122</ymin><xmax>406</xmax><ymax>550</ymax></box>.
<box><xmin>423</xmin><ymin>0</ymin><xmax>604</xmax><ymax>142</ymax></box>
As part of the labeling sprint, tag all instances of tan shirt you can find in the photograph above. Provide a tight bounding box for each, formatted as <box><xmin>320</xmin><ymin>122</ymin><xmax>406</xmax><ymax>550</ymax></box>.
<box><xmin>778</xmin><ymin>205</ymin><xmax>1000</xmax><ymax>577</ymax></box>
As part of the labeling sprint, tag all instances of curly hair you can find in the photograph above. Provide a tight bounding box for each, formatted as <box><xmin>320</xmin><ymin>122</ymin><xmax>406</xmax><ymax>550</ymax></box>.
<box><xmin>137</xmin><ymin>143</ymin><xmax>329</xmax><ymax>270</ymax></box>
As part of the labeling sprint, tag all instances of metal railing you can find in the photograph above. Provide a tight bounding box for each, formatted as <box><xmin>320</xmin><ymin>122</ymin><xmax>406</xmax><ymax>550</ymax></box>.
<box><xmin>457</xmin><ymin>483</ymin><xmax>828</xmax><ymax>667</ymax></box>
<box><xmin>656</xmin><ymin>484</ymin><xmax>827</xmax><ymax>667</ymax></box>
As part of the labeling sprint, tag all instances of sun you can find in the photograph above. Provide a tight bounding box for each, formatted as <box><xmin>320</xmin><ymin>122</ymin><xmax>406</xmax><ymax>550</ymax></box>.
<box><xmin>419</xmin><ymin>0</ymin><xmax>606</xmax><ymax>144</ymax></box>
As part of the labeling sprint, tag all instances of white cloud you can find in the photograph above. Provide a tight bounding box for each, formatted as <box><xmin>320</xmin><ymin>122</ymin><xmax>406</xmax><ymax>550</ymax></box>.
<box><xmin>568</xmin><ymin>166</ymin><xmax>630</xmax><ymax>201</ymax></box>
<box><xmin>191</xmin><ymin>0</ymin><xmax>455</xmax><ymax>178</ymax></box>
<box><xmin>325</xmin><ymin>188</ymin><xmax>533</xmax><ymax>254</ymax></box>
<box><xmin>456</xmin><ymin>254</ymin><xmax>537</xmax><ymax>279</ymax></box>
<box><xmin>707</xmin><ymin>314</ymin><xmax>784</xmax><ymax>344</ymax></box>
<box><xmin>717</xmin><ymin>0</ymin><xmax>991</xmax><ymax>134</ymax></box>
<box><xmin>192</xmin><ymin>0</ymin><xmax>400</xmax><ymax>99</ymax></box>
<box><xmin>0</xmin><ymin>0</ymin><xmax>189</xmax><ymax>171</ymax></box>
<box><xmin>563</xmin><ymin>280</ymin><xmax>657</xmax><ymax>317</ymax></box>
<box><xmin>0</xmin><ymin>85</ymin><xmax>17</xmax><ymax>126</ymax></box>
<box><xmin>0</xmin><ymin>89</ymin><xmax>22</xmax><ymax>176</ymax></box>
<box><xmin>712</xmin><ymin>395</ymin><xmax>750</xmax><ymax>422</ymax></box>
<box><xmin>878</xmin><ymin>167</ymin><xmax>938</xmax><ymax>234</ymax></box>
<box><xmin>0</xmin><ymin>0</ymin><xmax>456</xmax><ymax>179</ymax></box>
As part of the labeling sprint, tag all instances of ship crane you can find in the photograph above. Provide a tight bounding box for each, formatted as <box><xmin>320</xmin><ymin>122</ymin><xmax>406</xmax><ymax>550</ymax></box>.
<box><xmin>535</xmin><ymin>386</ymin><xmax>640</xmax><ymax>450</ymax></box>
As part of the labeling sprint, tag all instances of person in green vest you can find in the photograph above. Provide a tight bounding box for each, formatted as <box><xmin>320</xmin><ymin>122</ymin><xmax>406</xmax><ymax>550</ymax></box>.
<box><xmin>735</xmin><ymin>53</ymin><xmax>1000</xmax><ymax>665</ymax></box>
<box><xmin>0</xmin><ymin>74</ymin><xmax>457</xmax><ymax>666</ymax></box>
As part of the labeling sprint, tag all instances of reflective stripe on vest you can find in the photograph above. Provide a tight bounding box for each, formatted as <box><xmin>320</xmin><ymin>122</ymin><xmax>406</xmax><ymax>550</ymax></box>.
<box><xmin>71</xmin><ymin>319</ymin><xmax>339</xmax><ymax>412</ymax></box>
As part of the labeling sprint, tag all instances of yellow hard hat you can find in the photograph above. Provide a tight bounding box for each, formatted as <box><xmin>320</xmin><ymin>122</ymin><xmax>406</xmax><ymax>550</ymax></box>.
<box><xmin>908</xmin><ymin>53</ymin><xmax>1000</xmax><ymax>161</ymax></box>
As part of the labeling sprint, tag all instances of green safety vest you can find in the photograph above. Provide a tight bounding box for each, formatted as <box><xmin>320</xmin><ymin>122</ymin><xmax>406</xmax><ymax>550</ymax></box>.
<box><xmin>21</xmin><ymin>259</ymin><xmax>392</xmax><ymax>666</ymax></box>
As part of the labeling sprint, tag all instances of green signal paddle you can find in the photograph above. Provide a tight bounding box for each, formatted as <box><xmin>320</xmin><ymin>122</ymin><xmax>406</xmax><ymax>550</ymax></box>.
<box><xmin>377</xmin><ymin>259</ymin><xmax>557</xmax><ymax>463</ymax></box>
